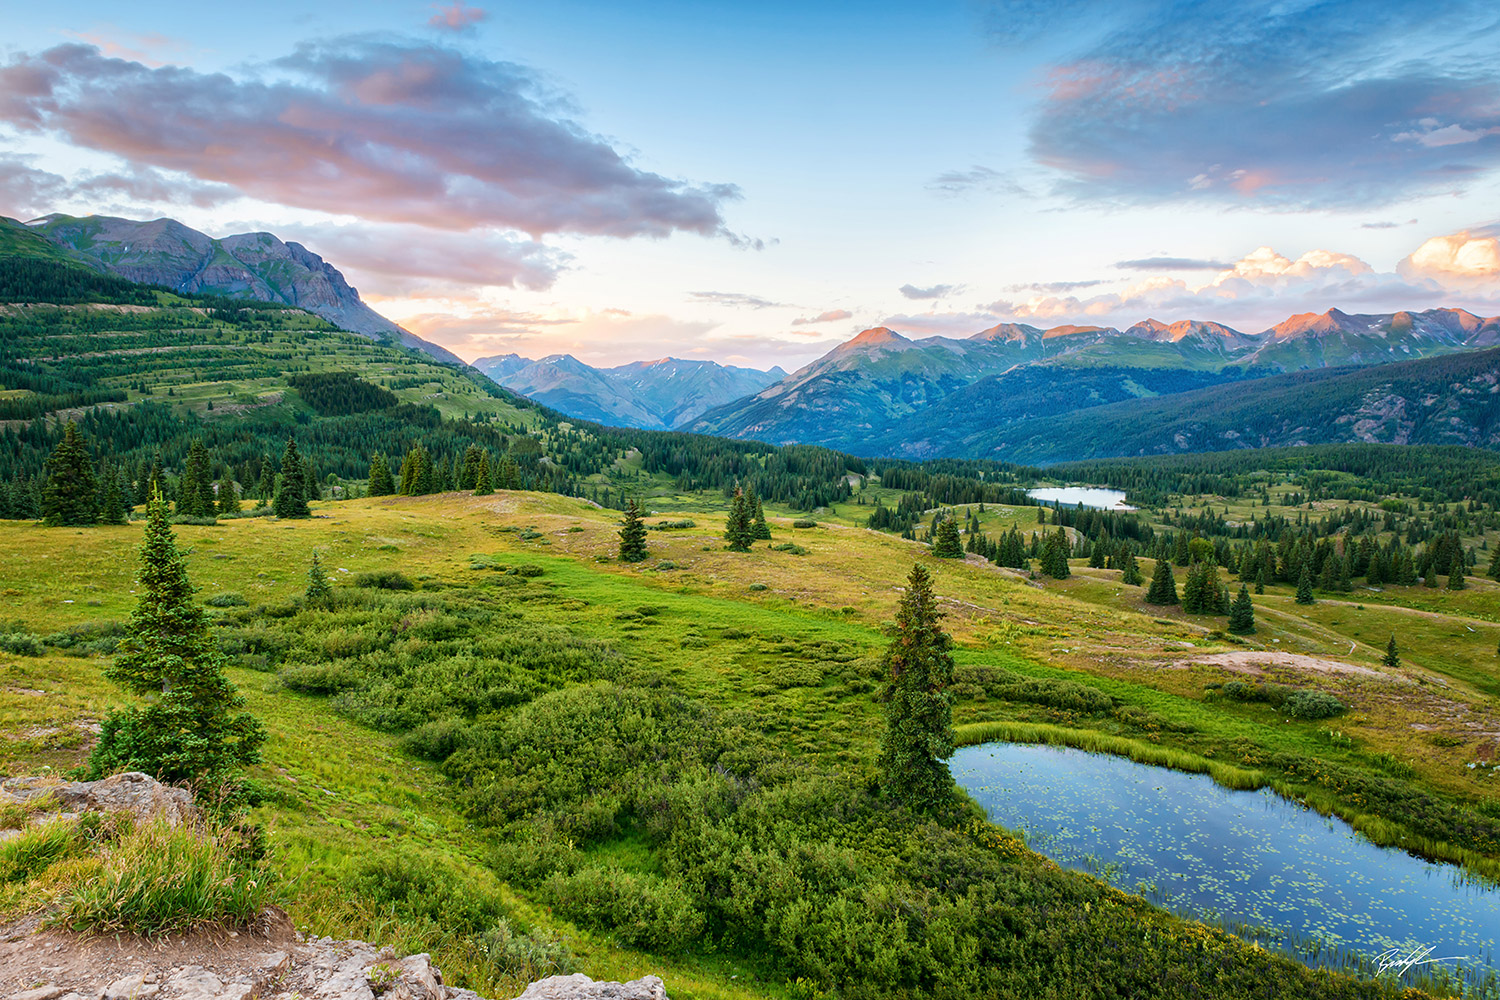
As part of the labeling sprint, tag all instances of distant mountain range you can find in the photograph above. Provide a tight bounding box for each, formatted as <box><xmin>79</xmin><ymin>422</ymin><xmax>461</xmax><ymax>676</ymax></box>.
<box><xmin>472</xmin><ymin>353</ymin><xmax>785</xmax><ymax>430</ymax></box>
<box><xmin>688</xmin><ymin>309</ymin><xmax>1500</xmax><ymax>460</ymax></box>
<box><xmin>0</xmin><ymin>214</ymin><xmax>461</xmax><ymax>364</ymax></box>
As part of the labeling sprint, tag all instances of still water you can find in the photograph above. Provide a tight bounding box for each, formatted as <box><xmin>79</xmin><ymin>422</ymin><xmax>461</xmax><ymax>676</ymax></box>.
<box><xmin>953</xmin><ymin>742</ymin><xmax>1499</xmax><ymax>980</ymax></box>
<box><xmin>1027</xmin><ymin>486</ymin><xmax>1134</xmax><ymax>510</ymax></box>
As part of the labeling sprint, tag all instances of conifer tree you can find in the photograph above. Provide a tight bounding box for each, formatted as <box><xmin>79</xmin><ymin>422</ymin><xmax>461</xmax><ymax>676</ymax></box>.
<box><xmin>1383</xmin><ymin>634</ymin><xmax>1400</xmax><ymax>669</ymax></box>
<box><xmin>1173</xmin><ymin>532</ymin><xmax>1191</xmax><ymax>566</ymax></box>
<box><xmin>216</xmin><ymin>477</ymin><xmax>241</xmax><ymax>515</ymax></box>
<box><xmin>254</xmin><ymin>457</ymin><xmax>274</xmax><ymax>506</ymax></box>
<box><xmin>1119</xmin><ymin>548</ymin><xmax>1143</xmax><ymax>586</ymax></box>
<box><xmin>306</xmin><ymin>551</ymin><xmax>332</xmax><ymax>606</ymax></box>
<box><xmin>750</xmin><ymin>491</ymin><xmax>772</xmax><ymax>540</ymax></box>
<box><xmin>1228</xmin><ymin>584</ymin><xmax>1256</xmax><ymax>634</ymax></box>
<box><xmin>87</xmin><ymin>487</ymin><xmax>266</xmax><ymax>789</ymax></box>
<box><xmin>367</xmin><ymin>453</ymin><xmax>395</xmax><ymax>496</ymax></box>
<box><xmin>41</xmin><ymin>421</ymin><xmax>98</xmax><ymax>526</ymax></box>
<box><xmin>177</xmin><ymin>439</ymin><xmax>215</xmax><ymax>518</ymax></box>
<box><xmin>932</xmin><ymin>517</ymin><xmax>963</xmax><ymax>559</ymax></box>
<box><xmin>724</xmin><ymin>486</ymin><xmax>754</xmax><ymax>552</ymax></box>
<box><xmin>94</xmin><ymin>467</ymin><xmax>127</xmax><ymax>525</ymax></box>
<box><xmin>459</xmin><ymin>445</ymin><xmax>482</xmax><ymax>491</ymax></box>
<box><xmin>1295</xmin><ymin>563</ymin><xmax>1315</xmax><ymax>605</ymax></box>
<box><xmin>1146</xmin><ymin>559</ymin><xmax>1179</xmax><ymax>605</ymax></box>
<box><xmin>474</xmin><ymin>452</ymin><xmax>494</xmax><ymax>495</ymax></box>
<box><xmin>1447</xmin><ymin>562</ymin><xmax>1466</xmax><ymax>591</ymax></box>
<box><xmin>879</xmin><ymin>563</ymin><xmax>955</xmax><ymax>812</ymax></box>
<box><xmin>618</xmin><ymin>499</ymin><xmax>649</xmax><ymax>562</ymax></box>
<box><xmin>273</xmin><ymin>438</ymin><xmax>311</xmax><ymax>518</ymax></box>
<box><xmin>1489</xmin><ymin>545</ymin><xmax>1500</xmax><ymax>581</ymax></box>
<box><xmin>1040</xmin><ymin>526</ymin><xmax>1071</xmax><ymax>578</ymax></box>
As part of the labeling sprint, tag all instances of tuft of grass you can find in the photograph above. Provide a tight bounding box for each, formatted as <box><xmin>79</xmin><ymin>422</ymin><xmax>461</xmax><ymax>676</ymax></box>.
<box><xmin>61</xmin><ymin>817</ymin><xmax>273</xmax><ymax>936</ymax></box>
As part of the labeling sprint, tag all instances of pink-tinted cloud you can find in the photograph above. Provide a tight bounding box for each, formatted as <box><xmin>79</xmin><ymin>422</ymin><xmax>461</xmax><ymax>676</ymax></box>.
<box><xmin>0</xmin><ymin>155</ymin><xmax>235</xmax><ymax>217</ymax></box>
<box><xmin>1398</xmin><ymin>229</ymin><xmax>1500</xmax><ymax>287</ymax></box>
<box><xmin>277</xmin><ymin>222</ymin><xmax>564</xmax><ymax>293</ymax></box>
<box><xmin>61</xmin><ymin>29</ymin><xmax>189</xmax><ymax>67</ymax></box>
<box><xmin>401</xmin><ymin>306</ymin><xmax>720</xmax><ymax>365</ymax></box>
<box><xmin>0</xmin><ymin>41</ymin><xmax>736</xmax><ymax>239</ymax></box>
<box><xmin>428</xmin><ymin>3</ymin><xmax>487</xmax><ymax>32</ymax></box>
<box><xmin>790</xmin><ymin>309</ymin><xmax>852</xmax><ymax>325</ymax></box>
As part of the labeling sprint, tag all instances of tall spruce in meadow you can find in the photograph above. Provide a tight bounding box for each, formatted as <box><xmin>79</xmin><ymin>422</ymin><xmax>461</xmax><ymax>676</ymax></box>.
<box><xmin>618</xmin><ymin>499</ymin><xmax>649</xmax><ymax>562</ymax></box>
<box><xmin>474</xmin><ymin>452</ymin><xmax>494</xmax><ymax>495</ymax></box>
<box><xmin>97</xmin><ymin>467</ymin><xmax>128</xmax><ymax>525</ymax></box>
<box><xmin>879</xmin><ymin>563</ymin><xmax>955</xmax><ymax>812</ymax></box>
<box><xmin>1120</xmin><ymin>548</ymin><xmax>1143</xmax><ymax>586</ymax></box>
<box><xmin>750</xmin><ymin>491</ymin><xmax>772</xmax><ymax>541</ymax></box>
<box><xmin>414</xmin><ymin>449</ymin><xmax>435</xmax><ymax>496</ymax></box>
<box><xmin>306</xmin><ymin>551</ymin><xmax>332</xmax><ymax>606</ymax></box>
<box><xmin>301</xmin><ymin>458</ymin><xmax>321</xmax><ymax>501</ymax></box>
<box><xmin>367</xmin><ymin>453</ymin><xmax>395</xmax><ymax>497</ymax></box>
<box><xmin>1383</xmin><ymin>634</ymin><xmax>1400</xmax><ymax>669</ymax></box>
<box><xmin>1228</xmin><ymin>584</ymin><xmax>1256</xmax><ymax>634</ymax></box>
<box><xmin>254</xmin><ymin>457</ymin><xmax>274</xmax><ymax>506</ymax></box>
<box><xmin>1489</xmin><ymin>545</ymin><xmax>1500</xmax><ymax>581</ymax></box>
<box><xmin>397</xmin><ymin>447</ymin><xmax>419</xmax><ymax>496</ymax></box>
<box><xmin>1173</xmin><ymin>532</ymin><xmax>1191</xmax><ymax>566</ymax></box>
<box><xmin>1146</xmin><ymin>559</ymin><xmax>1179</xmax><ymax>605</ymax></box>
<box><xmin>724</xmin><ymin>486</ymin><xmax>754</xmax><ymax>552</ymax></box>
<box><xmin>273</xmin><ymin>438</ymin><xmax>311</xmax><ymax>519</ymax></box>
<box><xmin>177</xmin><ymin>439</ymin><xmax>214</xmax><ymax>518</ymax></box>
<box><xmin>41</xmin><ymin>421</ymin><xmax>98</xmax><ymax>527</ymax></box>
<box><xmin>87</xmin><ymin>487</ymin><xmax>266</xmax><ymax>790</ymax></box>
<box><xmin>1447</xmin><ymin>561</ymin><xmax>1466</xmax><ymax>591</ymax></box>
<box><xmin>459</xmin><ymin>445</ymin><xmax>483</xmax><ymax>492</ymax></box>
<box><xmin>1295</xmin><ymin>563</ymin><xmax>1315</xmax><ymax>605</ymax></box>
<box><xmin>932</xmin><ymin>517</ymin><xmax>964</xmax><ymax>559</ymax></box>
<box><xmin>217</xmin><ymin>477</ymin><xmax>241</xmax><ymax>515</ymax></box>
<box><xmin>1041</xmin><ymin>527</ymin><xmax>1071</xmax><ymax>578</ymax></box>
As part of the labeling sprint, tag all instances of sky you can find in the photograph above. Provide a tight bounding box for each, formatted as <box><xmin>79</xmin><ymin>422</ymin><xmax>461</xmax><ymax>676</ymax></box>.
<box><xmin>2</xmin><ymin>0</ymin><xmax>1499</xmax><ymax>368</ymax></box>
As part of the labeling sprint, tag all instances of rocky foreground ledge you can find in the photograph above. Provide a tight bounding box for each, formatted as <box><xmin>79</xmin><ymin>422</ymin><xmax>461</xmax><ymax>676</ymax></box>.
<box><xmin>0</xmin><ymin>915</ymin><xmax>668</xmax><ymax>1000</ymax></box>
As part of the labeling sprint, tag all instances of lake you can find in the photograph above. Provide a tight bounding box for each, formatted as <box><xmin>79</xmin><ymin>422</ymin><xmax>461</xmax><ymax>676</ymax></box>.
<box><xmin>953</xmin><ymin>742</ymin><xmax>1499</xmax><ymax>984</ymax></box>
<box><xmin>1027</xmin><ymin>486</ymin><xmax>1134</xmax><ymax>510</ymax></box>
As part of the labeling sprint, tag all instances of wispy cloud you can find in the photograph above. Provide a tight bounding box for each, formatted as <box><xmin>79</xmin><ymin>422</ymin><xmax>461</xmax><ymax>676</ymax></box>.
<box><xmin>428</xmin><ymin>3</ymin><xmax>487</xmax><ymax>32</ymax></box>
<box><xmin>688</xmin><ymin>291</ymin><xmax>783</xmax><ymax>309</ymax></box>
<box><xmin>1115</xmin><ymin>257</ymin><xmax>1231</xmax><ymax>271</ymax></box>
<box><xmin>899</xmin><ymin>283</ymin><xmax>958</xmax><ymax>300</ymax></box>
<box><xmin>0</xmin><ymin>39</ymin><xmax>737</xmax><ymax>239</ymax></box>
<box><xmin>1007</xmin><ymin>279</ymin><xmax>1108</xmax><ymax>293</ymax></box>
<box><xmin>1361</xmin><ymin>219</ymin><xmax>1418</xmax><ymax>230</ymax></box>
<box><xmin>0</xmin><ymin>154</ymin><xmax>236</xmax><ymax>217</ymax></box>
<box><xmin>926</xmin><ymin>165</ymin><xmax>1027</xmax><ymax>197</ymax></box>
<box><xmin>790</xmin><ymin>309</ymin><xmax>852</xmax><ymax>325</ymax></box>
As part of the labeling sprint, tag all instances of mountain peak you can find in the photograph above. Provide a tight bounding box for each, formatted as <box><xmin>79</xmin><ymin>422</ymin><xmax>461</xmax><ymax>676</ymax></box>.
<box><xmin>847</xmin><ymin>326</ymin><xmax>908</xmax><ymax>346</ymax></box>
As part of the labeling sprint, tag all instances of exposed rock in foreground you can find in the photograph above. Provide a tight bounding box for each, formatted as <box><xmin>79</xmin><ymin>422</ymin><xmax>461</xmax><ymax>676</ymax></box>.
<box><xmin>0</xmin><ymin>772</ymin><xmax>197</xmax><ymax>838</ymax></box>
<box><xmin>0</xmin><ymin>911</ymin><xmax>668</xmax><ymax>1000</ymax></box>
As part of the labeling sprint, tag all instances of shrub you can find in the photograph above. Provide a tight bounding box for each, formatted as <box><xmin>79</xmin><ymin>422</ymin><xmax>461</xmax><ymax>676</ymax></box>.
<box><xmin>280</xmin><ymin>661</ymin><xmax>363</xmax><ymax>694</ymax></box>
<box><xmin>206</xmin><ymin>593</ymin><xmax>247</xmax><ymax>607</ymax></box>
<box><xmin>648</xmin><ymin>519</ymin><xmax>696</xmax><ymax>530</ymax></box>
<box><xmin>769</xmin><ymin>543</ymin><xmax>810</xmax><ymax>556</ymax></box>
<box><xmin>61</xmin><ymin>818</ymin><xmax>271</xmax><ymax>935</ymax></box>
<box><xmin>479</xmin><ymin>917</ymin><xmax>577</xmax><ymax>981</ymax></box>
<box><xmin>1283</xmin><ymin>689</ymin><xmax>1346</xmax><ymax>720</ymax></box>
<box><xmin>399</xmin><ymin>718</ymin><xmax>474</xmax><ymax>761</ymax></box>
<box><xmin>792</xmin><ymin>519</ymin><xmax>818</xmax><ymax>528</ymax></box>
<box><xmin>749</xmin><ymin>583</ymin><xmax>768</xmax><ymax>592</ymax></box>
<box><xmin>355</xmin><ymin>570</ymin><xmax>415</xmax><ymax>591</ymax></box>
<box><xmin>0</xmin><ymin>632</ymin><xmax>44</xmax><ymax>656</ymax></box>
<box><xmin>543</xmin><ymin>866</ymin><xmax>705</xmax><ymax>952</ymax></box>
<box><xmin>40</xmin><ymin>621</ymin><xmax>127</xmax><ymax>650</ymax></box>
<box><xmin>344</xmin><ymin>850</ymin><xmax>505</xmax><ymax>935</ymax></box>
<box><xmin>514</xmin><ymin>564</ymin><xmax>545</xmax><ymax>578</ymax></box>
<box><xmin>0</xmin><ymin>820</ymin><xmax>80</xmax><ymax>882</ymax></box>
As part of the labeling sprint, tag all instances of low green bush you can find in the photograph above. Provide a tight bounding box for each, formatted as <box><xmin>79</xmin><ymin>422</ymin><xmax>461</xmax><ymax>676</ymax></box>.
<box><xmin>792</xmin><ymin>519</ymin><xmax>818</xmax><ymax>528</ymax></box>
<box><xmin>1283</xmin><ymin>689</ymin><xmax>1346</xmax><ymax>720</ymax></box>
<box><xmin>206</xmin><ymin>593</ymin><xmax>247</xmax><ymax>607</ymax></box>
<box><xmin>355</xmin><ymin>570</ymin><xmax>415</xmax><ymax>591</ymax></box>
<box><xmin>0</xmin><ymin>632</ymin><xmax>43</xmax><ymax>656</ymax></box>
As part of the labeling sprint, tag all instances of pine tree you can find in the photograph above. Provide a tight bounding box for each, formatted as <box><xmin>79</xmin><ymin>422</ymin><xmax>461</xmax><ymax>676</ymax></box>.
<box><xmin>1146</xmin><ymin>559</ymin><xmax>1179</xmax><ymax>605</ymax></box>
<box><xmin>878</xmin><ymin>563</ymin><xmax>955</xmax><ymax>812</ymax></box>
<box><xmin>932</xmin><ymin>517</ymin><xmax>963</xmax><ymax>558</ymax></box>
<box><xmin>177</xmin><ymin>439</ymin><xmax>214</xmax><ymax>518</ymax></box>
<box><xmin>1447</xmin><ymin>562</ymin><xmax>1466</xmax><ymax>591</ymax></box>
<box><xmin>1228</xmin><ymin>584</ymin><xmax>1256</xmax><ymax>634</ymax></box>
<box><xmin>254</xmin><ymin>458</ymin><xmax>274</xmax><ymax>506</ymax></box>
<box><xmin>1489</xmin><ymin>545</ymin><xmax>1500</xmax><ymax>581</ymax></box>
<box><xmin>459</xmin><ymin>445</ymin><xmax>482</xmax><ymax>492</ymax></box>
<box><xmin>1041</xmin><ymin>527</ymin><xmax>1070</xmax><ymax>577</ymax></box>
<box><xmin>306</xmin><ymin>551</ymin><xmax>332</xmax><ymax>606</ymax></box>
<box><xmin>1383</xmin><ymin>634</ymin><xmax>1400</xmax><ymax>669</ymax></box>
<box><xmin>367</xmin><ymin>454</ymin><xmax>395</xmax><ymax>497</ymax></box>
<box><xmin>474</xmin><ymin>452</ymin><xmax>494</xmax><ymax>495</ymax></box>
<box><xmin>1295</xmin><ymin>563</ymin><xmax>1315</xmax><ymax>605</ymax></box>
<box><xmin>273</xmin><ymin>438</ymin><xmax>311</xmax><ymax>518</ymax></box>
<box><xmin>41</xmin><ymin>421</ymin><xmax>98</xmax><ymax>526</ymax></box>
<box><xmin>618</xmin><ymin>499</ymin><xmax>649</xmax><ymax>562</ymax></box>
<box><xmin>724</xmin><ymin>487</ymin><xmax>754</xmax><ymax>552</ymax></box>
<box><xmin>87</xmin><ymin>487</ymin><xmax>266</xmax><ymax>790</ymax></box>
<box><xmin>1120</xmin><ymin>549</ymin><xmax>1143</xmax><ymax>586</ymax></box>
<box><xmin>749</xmin><ymin>491</ymin><xmax>772</xmax><ymax>541</ymax></box>
<box><xmin>216</xmin><ymin>477</ymin><xmax>241</xmax><ymax>515</ymax></box>
<box><xmin>97</xmin><ymin>467</ymin><xmax>129</xmax><ymax>525</ymax></box>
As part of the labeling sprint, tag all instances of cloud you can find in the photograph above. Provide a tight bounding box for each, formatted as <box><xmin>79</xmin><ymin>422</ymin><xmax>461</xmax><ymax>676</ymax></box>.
<box><xmin>1398</xmin><ymin>229</ymin><xmax>1500</xmax><ymax>287</ymax></box>
<box><xmin>790</xmin><ymin>309</ymin><xmax>853</xmax><ymax>325</ymax></box>
<box><xmin>899</xmin><ymin>283</ymin><xmax>958</xmax><ymax>300</ymax></box>
<box><xmin>688</xmin><ymin>291</ymin><xmax>783</xmax><ymax>309</ymax></box>
<box><xmin>926</xmin><ymin>165</ymin><xmax>1027</xmax><ymax>197</ymax></box>
<box><xmin>428</xmin><ymin>3</ymin><xmax>487</xmax><ymax>32</ymax></box>
<box><xmin>279</xmin><ymin>222</ymin><xmax>565</xmax><ymax>293</ymax></box>
<box><xmin>1007</xmin><ymin>279</ymin><xmax>1108</xmax><ymax>293</ymax></box>
<box><xmin>877</xmin><ymin>311</ymin><xmax>1003</xmax><ymax>337</ymax></box>
<box><xmin>1011</xmin><ymin>0</ymin><xmax>1500</xmax><ymax>208</ymax></box>
<box><xmin>1115</xmin><ymin>257</ymin><xmax>1231</xmax><ymax>271</ymax></box>
<box><xmin>60</xmin><ymin>28</ymin><xmax>189</xmax><ymax>67</ymax></box>
<box><xmin>0</xmin><ymin>40</ymin><xmax>736</xmax><ymax>239</ymax></box>
<box><xmin>1361</xmin><ymin>220</ymin><xmax>1418</xmax><ymax>230</ymax></box>
<box><xmin>0</xmin><ymin>154</ymin><xmax>235</xmax><ymax>217</ymax></box>
<box><xmin>399</xmin><ymin>305</ymin><xmax>719</xmax><ymax>365</ymax></box>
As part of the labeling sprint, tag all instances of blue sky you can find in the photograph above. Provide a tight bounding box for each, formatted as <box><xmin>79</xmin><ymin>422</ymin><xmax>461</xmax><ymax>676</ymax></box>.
<box><xmin>2</xmin><ymin>0</ymin><xmax>1498</xmax><ymax>366</ymax></box>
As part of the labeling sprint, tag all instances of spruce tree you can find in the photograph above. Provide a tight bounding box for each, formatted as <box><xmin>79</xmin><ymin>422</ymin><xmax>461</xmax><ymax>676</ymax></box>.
<box><xmin>1146</xmin><ymin>559</ymin><xmax>1179</xmax><ymax>605</ymax></box>
<box><xmin>459</xmin><ymin>445</ymin><xmax>482</xmax><ymax>492</ymax></box>
<box><xmin>87</xmin><ymin>487</ymin><xmax>266</xmax><ymax>790</ymax></box>
<box><xmin>750</xmin><ymin>491</ymin><xmax>772</xmax><ymax>541</ymax></box>
<box><xmin>41</xmin><ymin>421</ymin><xmax>98</xmax><ymax>526</ymax></box>
<box><xmin>1119</xmin><ymin>549</ymin><xmax>1143</xmax><ymax>586</ymax></box>
<box><xmin>1295</xmin><ymin>563</ymin><xmax>1315</xmax><ymax>605</ymax></box>
<box><xmin>216</xmin><ymin>477</ymin><xmax>241</xmax><ymax>515</ymax></box>
<box><xmin>97</xmin><ymin>467</ymin><xmax>129</xmax><ymax>526</ymax></box>
<box><xmin>932</xmin><ymin>517</ymin><xmax>963</xmax><ymax>559</ymax></box>
<box><xmin>724</xmin><ymin>487</ymin><xmax>754</xmax><ymax>552</ymax></box>
<box><xmin>306</xmin><ymin>551</ymin><xmax>332</xmax><ymax>606</ymax></box>
<box><xmin>367</xmin><ymin>454</ymin><xmax>395</xmax><ymax>497</ymax></box>
<box><xmin>1228</xmin><ymin>584</ymin><xmax>1256</xmax><ymax>634</ymax></box>
<box><xmin>1489</xmin><ymin>545</ymin><xmax>1500</xmax><ymax>581</ymax></box>
<box><xmin>1383</xmin><ymin>634</ymin><xmax>1400</xmax><ymax>669</ymax></box>
<box><xmin>618</xmin><ymin>499</ymin><xmax>649</xmax><ymax>562</ymax></box>
<box><xmin>273</xmin><ymin>438</ymin><xmax>311</xmax><ymax>518</ymax></box>
<box><xmin>474</xmin><ymin>452</ymin><xmax>494</xmax><ymax>495</ymax></box>
<box><xmin>878</xmin><ymin>563</ymin><xmax>955</xmax><ymax>812</ymax></box>
<box><xmin>1447</xmin><ymin>562</ymin><xmax>1466</xmax><ymax>591</ymax></box>
<box><xmin>177</xmin><ymin>439</ymin><xmax>214</xmax><ymax>519</ymax></box>
<box><xmin>254</xmin><ymin>458</ymin><xmax>274</xmax><ymax>506</ymax></box>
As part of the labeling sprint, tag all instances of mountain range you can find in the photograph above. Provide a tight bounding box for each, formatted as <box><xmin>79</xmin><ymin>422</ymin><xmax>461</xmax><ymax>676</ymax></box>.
<box><xmin>472</xmin><ymin>353</ymin><xmax>785</xmax><ymax>430</ymax></box>
<box><xmin>0</xmin><ymin>214</ymin><xmax>462</xmax><ymax>364</ymax></box>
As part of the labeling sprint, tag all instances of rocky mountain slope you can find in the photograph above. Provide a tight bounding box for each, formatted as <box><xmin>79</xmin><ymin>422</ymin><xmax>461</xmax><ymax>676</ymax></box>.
<box><xmin>690</xmin><ymin>309</ymin><xmax>1500</xmax><ymax>456</ymax></box>
<box><xmin>2</xmin><ymin>215</ymin><xmax>461</xmax><ymax>364</ymax></box>
<box><xmin>471</xmin><ymin>353</ymin><xmax>784</xmax><ymax>430</ymax></box>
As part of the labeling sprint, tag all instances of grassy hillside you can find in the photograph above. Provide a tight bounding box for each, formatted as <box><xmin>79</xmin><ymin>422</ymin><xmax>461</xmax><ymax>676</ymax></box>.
<box><xmin>3</xmin><ymin>483</ymin><xmax>1497</xmax><ymax>997</ymax></box>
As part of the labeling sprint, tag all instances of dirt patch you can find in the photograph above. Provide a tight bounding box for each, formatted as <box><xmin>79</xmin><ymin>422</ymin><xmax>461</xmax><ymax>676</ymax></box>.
<box><xmin>1168</xmin><ymin>650</ymin><xmax>1386</xmax><ymax>679</ymax></box>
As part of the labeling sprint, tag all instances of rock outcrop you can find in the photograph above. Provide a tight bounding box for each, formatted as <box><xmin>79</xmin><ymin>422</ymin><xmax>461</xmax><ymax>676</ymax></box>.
<box><xmin>0</xmin><ymin>772</ymin><xmax>196</xmax><ymax>837</ymax></box>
